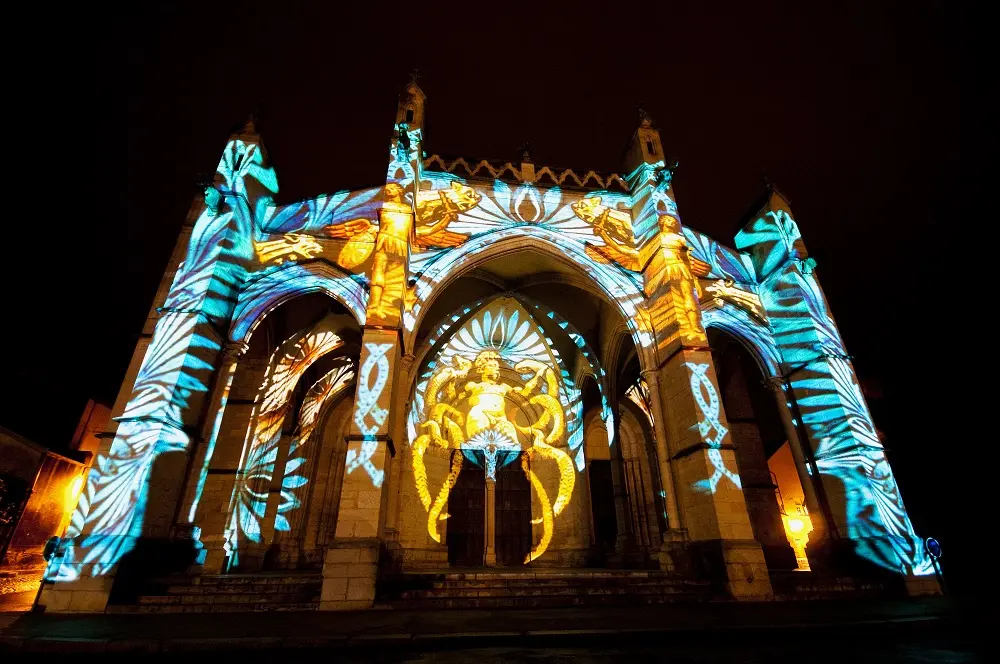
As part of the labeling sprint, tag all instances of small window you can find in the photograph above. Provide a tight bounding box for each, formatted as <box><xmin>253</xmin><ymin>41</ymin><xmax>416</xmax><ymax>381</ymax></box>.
<box><xmin>405</xmin><ymin>108</ymin><xmax>415</xmax><ymax>123</ymax></box>
<box><xmin>646</xmin><ymin>139</ymin><xmax>655</xmax><ymax>155</ymax></box>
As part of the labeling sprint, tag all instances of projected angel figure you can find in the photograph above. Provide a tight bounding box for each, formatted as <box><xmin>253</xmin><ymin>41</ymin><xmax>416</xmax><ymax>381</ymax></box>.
<box><xmin>656</xmin><ymin>214</ymin><xmax>705</xmax><ymax>341</ymax></box>
<box><xmin>323</xmin><ymin>182</ymin><xmax>481</xmax><ymax>311</ymax></box>
<box><xmin>412</xmin><ymin>350</ymin><xmax>575</xmax><ymax>563</ymax></box>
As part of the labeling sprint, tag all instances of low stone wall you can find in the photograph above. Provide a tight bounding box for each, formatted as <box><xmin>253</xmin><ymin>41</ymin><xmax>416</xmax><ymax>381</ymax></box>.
<box><xmin>319</xmin><ymin>539</ymin><xmax>379</xmax><ymax>610</ymax></box>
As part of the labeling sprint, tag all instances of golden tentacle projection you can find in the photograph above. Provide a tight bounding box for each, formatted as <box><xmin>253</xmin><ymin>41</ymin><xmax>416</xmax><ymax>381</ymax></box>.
<box><xmin>521</xmin><ymin>451</ymin><xmax>554</xmax><ymax>563</ymax></box>
<box><xmin>411</xmin><ymin>340</ymin><xmax>574</xmax><ymax>561</ymax></box>
<box><xmin>427</xmin><ymin>451</ymin><xmax>463</xmax><ymax>543</ymax></box>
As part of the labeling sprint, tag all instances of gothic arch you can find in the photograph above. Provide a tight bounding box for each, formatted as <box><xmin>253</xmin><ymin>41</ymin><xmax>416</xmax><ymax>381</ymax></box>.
<box><xmin>406</xmin><ymin>228</ymin><xmax>652</xmax><ymax>371</ymax></box>
<box><xmin>224</xmin><ymin>311</ymin><xmax>360</xmax><ymax>569</ymax></box>
<box><xmin>230</xmin><ymin>260</ymin><xmax>368</xmax><ymax>343</ymax></box>
<box><xmin>702</xmin><ymin>304</ymin><xmax>782</xmax><ymax>378</ymax></box>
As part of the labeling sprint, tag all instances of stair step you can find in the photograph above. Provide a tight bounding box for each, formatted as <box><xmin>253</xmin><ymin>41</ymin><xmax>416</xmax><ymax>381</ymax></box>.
<box><xmin>109</xmin><ymin>601</ymin><xmax>319</xmax><ymax>614</ymax></box>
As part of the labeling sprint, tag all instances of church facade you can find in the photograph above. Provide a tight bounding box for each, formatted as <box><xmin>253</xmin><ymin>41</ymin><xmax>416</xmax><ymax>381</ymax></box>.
<box><xmin>38</xmin><ymin>83</ymin><xmax>937</xmax><ymax>612</ymax></box>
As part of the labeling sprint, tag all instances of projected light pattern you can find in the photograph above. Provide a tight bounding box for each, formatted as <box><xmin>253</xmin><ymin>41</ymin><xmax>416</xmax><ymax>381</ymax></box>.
<box><xmin>408</xmin><ymin>224</ymin><xmax>652</xmax><ymax>352</ymax></box>
<box><xmin>743</xmin><ymin>205</ymin><xmax>931</xmax><ymax>576</ymax></box>
<box><xmin>225</xmin><ymin>319</ymin><xmax>345</xmax><ymax>567</ymax></box>
<box><xmin>685</xmin><ymin>362</ymin><xmax>741</xmax><ymax>493</ymax></box>
<box><xmin>43</xmin><ymin>94</ymin><xmax>931</xmax><ymax>603</ymax></box>
<box><xmin>47</xmin><ymin>137</ymin><xmax>277</xmax><ymax>582</ymax></box>
<box><xmin>409</xmin><ymin>300</ymin><xmax>577</xmax><ymax>561</ymax></box>
<box><xmin>410</xmin><ymin>293</ymin><xmax>612</xmax><ymax>471</ymax></box>
<box><xmin>625</xmin><ymin>379</ymin><xmax>653</xmax><ymax>428</ymax></box>
<box><xmin>346</xmin><ymin>342</ymin><xmax>392</xmax><ymax>488</ymax></box>
<box><xmin>404</xmin><ymin>175</ymin><xmax>651</xmax><ymax>352</ymax></box>
<box><xmin>282</xmin><ymin>362</ymin><xmax>356</xmax><ymax>531</ymax></box>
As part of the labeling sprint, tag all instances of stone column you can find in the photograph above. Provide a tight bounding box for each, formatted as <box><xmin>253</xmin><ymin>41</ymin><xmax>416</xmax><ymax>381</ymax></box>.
<box><xmin>736</xmin><ymin>189</ymin><xmax>932</xmax><ymax>579</ymax></box>
<box><xmin>173</xmin><ymin>340</ymin><xmax>248</xmax><ymax>552</ymax></box>
<box><xmin>609</xmin><ymin>411</ymin><xmax>635</xmax><ymax>555</ymax></box>
<box><xmin>321</xmin><ymin>329</ymin><xmax>400</xmax><ymax>610</ymax></box>
<box><xmin>484</xmin><ymin>478</ymin><xmax>497</xmax><ymax>566</ymax></box>
<box><xmin>641</xmin><ymin>369</ymin><xmax>682</xmax><ymax>534</ymax></box>
<box><xmin>657</xmin><ymin>349</ymin><xmax>772</xmax><ymax>599</ymax></box>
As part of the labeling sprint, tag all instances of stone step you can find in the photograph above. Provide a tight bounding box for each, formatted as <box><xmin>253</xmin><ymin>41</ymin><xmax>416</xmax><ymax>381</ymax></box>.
<box><xmin>399</xmin><ymin>587</ymin><xmax>699</xmax><ymax>599</ymax></box>
<box><xmin>163</xmin><ymin>581</ymin><xmax>321</xmax><ymax>595</ymax></box>
<box><xmin>139</xmin><ymin>591</ymin><xmax>319</xmax><ymax>605</ymax></box>
<box><xmin>108</xmin><ymin>601</ymin><xmax>319</xmax><ymax>614</ymax></box>
<box><xmin>381</xmin><ymin>592</ymin><xmax>709</xmax><ymax>610</ymax></box>
<box><xmin>380</xmin><ymin>570</ymin><xmax>714</xmax><ymax>609</ymax></box>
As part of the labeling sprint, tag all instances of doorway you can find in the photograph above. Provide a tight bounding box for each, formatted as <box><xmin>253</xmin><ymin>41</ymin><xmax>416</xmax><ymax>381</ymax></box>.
<box><xmin>495</xmin><ymin>453</ymin><xmax>532</xmax><ymax>566</ymax></box>
<box><xmin>446</xmin><ymin>451</ymin><xmax>485</xmax><ymax>567</ymax></box>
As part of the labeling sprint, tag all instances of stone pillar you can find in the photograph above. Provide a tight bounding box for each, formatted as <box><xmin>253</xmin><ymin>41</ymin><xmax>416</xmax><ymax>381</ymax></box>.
<box><xmin>641</xmin><ymin>369</ymin><xmax>682</xmax><ymax>534</ymax></box>
<box><xmin>38</xmin><ymin>124</ymin><xmax>275</xmax><ymax>610</ymax></box>
<box><xmin>657</xmin><ymin>349</ymin><xmax>772</xmax><ymax>599</ymax></box>
<box><xmin>321</xmin><ymin>329</ymin><xmax>400</xmax><ymax>610</ymax></box>
<box><xmin>173</xmin><ymin>340</ymin><xmax>248</xmax><ymax>553</ymax></box>
<box><xmin>320</xmin><ymin>539</ymin><xmax>380</xmax><ymax>610</ymax></box>
<box><xmin>609</xmin><ymin>411</ymin><xmax>635</xmax><ymax>554</ymax></box>
<box><xmin>484</xmin><ymin>478</ymin><xmax>497</xmax><ymax>566</ymax></box>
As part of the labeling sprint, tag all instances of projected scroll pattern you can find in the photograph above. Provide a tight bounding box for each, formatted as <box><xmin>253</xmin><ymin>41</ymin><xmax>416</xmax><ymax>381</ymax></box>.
<box><xmin>685</xmin><ymin>362</ymin><xmax>741</xmax><ymax>493</ymax></box>
<box><xmin>346</xmin><ymin>342</ymin><xmax>392</xmax><ymax>488</ymax></box>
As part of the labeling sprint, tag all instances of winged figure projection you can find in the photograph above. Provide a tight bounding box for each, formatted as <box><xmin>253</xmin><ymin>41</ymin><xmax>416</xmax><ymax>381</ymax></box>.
<box><xmin>570</xmin><ymin>197</ymin><xmax>710</xmax><ymax>278</ymax></box>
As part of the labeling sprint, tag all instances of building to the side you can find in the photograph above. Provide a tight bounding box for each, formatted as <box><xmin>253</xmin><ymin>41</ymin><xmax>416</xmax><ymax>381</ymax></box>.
<box><xmin>36</xmin><ymin>82</ymin><xmax>939</xmax><ymax>613</ymax></box>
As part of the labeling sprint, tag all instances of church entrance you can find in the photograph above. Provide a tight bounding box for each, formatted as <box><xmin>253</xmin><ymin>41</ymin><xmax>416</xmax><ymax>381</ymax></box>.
<box><xmin>446</xmin><ymin>451</ymin><xmax>485</xmax><ymax>567</ymax></box>
<box><xmin>495</xmin><ymin>453</ymin><xmax>532</xmax><ymax>566</ymax></box>
<box><xmin>446</xmin><ymin>450</ymin><xmax>533</xmax><ymax>567</ymax></box>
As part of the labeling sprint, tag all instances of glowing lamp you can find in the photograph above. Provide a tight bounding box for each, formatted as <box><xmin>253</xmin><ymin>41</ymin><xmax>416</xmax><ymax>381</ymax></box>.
<box><xmin>787</xmin><ymin>517</ymin><xmax>805</xmax><ymax>533</ymax></box>
<box><xmin>66</xmin><ymin>475</ymin><xmax>84</xmax><ymax>509</ymax></box>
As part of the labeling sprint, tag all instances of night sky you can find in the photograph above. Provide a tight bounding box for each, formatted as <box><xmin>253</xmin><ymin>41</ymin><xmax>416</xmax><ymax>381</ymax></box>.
<box><xmin>2</xmin><ymin>2</ymin><xmax>977</xmax><ymax>589</ymax></box>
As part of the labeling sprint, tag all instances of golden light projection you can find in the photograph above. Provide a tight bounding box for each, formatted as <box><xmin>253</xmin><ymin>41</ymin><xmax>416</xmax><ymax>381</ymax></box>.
<box><xmin>409</xmin><ymin>301</ymin><xmax>577</xmax><ymax>563</ymax></box>
<box><xmin>253</xmin><ymin>233</ymin><xmax>323</xmax><ymax>265</ymax></box>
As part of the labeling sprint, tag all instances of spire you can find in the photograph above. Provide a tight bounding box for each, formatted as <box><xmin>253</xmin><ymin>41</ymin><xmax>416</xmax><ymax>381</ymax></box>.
<box><xmin>396</xmin><ymin>69</ymin><xmax>427</xmax><ymax>129</ymax></box>
<box><xmin>242</xmin><ymin>112</ymin><xmax>257</xmax><ymax>135</ymax></box>
<box><xmin>637</xmin><ymin>103</ymin><xmax>654</xmax><ymax>129</ymax></box>
<box><xmin>624</xmin><ymin>102</ymin><xmax>665</xmax><ymax>173</ymax></box>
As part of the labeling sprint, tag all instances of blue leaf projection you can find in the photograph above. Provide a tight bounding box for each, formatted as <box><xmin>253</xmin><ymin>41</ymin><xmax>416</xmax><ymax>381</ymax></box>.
<box><xmin>48</xmin><ymin>138</ymin><xmax>277</xmax><ymax>583</ymax></box>
<box><xmin>739</xmin><ymin>204</ymin><xmax>932</xmax><ymax>576</ymax></box>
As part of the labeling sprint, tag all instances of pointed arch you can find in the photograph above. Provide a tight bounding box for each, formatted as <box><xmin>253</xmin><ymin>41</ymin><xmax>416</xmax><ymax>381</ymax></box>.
<box><xmin>225</xmin><ymin>312</ymin><xmax>355</xmax><ymax>567</ymax></box>
<box><xmin>405</xmin><ymin>227</ymin><xmax>653</xmax><ymax>371</ymax></box>
<box><xmin>702</xmin><ymin>303</ymin><xmax>781</xmax><ymax>378</ymax></box>
<box><xmin>230</xmin><ymin>260</ymin><xmax>367</xmax><ymax>343</ymax></box>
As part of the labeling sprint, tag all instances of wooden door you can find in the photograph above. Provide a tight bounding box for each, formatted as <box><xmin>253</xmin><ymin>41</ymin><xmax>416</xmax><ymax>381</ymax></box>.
<box><xmin>495</xmin><ymin>454</ymin><xmax>532</xmax><ymax>566</ymax></box>
<box><xmin>446</xmin><ymin>451</ymin><xmax>485</xmax><ymax>567</ymax></box>
<box><xmin>589</xmin><ymin>460</ymin><xmax>617</xmax><ymax>552</ymax></box>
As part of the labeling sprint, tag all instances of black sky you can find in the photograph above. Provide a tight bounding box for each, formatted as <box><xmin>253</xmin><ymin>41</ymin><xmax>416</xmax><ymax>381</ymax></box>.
<box><xmin>2</xmin><ymin>1</ymin><xmax>979</xmax><ymax>590</ymax></box>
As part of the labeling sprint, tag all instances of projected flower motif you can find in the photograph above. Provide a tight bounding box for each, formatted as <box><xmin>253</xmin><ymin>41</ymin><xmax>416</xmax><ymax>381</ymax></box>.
<box><xmin>224</xmin><ymin>319</ymin><xmax>345</xmax><ymax>566</ymax></box>
<box><xmin>464</xmin><ymin>428</ymin><xmax>520</xmax><ymax>481</ymax></box>
<box><xmin>809</xmin><ymin>357</ymin><xmax>931</xmax><ymax>575</ymax></box>
<box><xmin>263</xmin><ymin>187</ymin><xmax>382</xmax><ymax>234</ymax></box>
<box><xmin>683</xmin><ymin>228</ymin><xmax>756</xmax><ymax>284</ymax></box>
<box><xmin>48</xmin><ymin>135</ymin><xmax>280</xmax><ymax>583</ymax></box>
